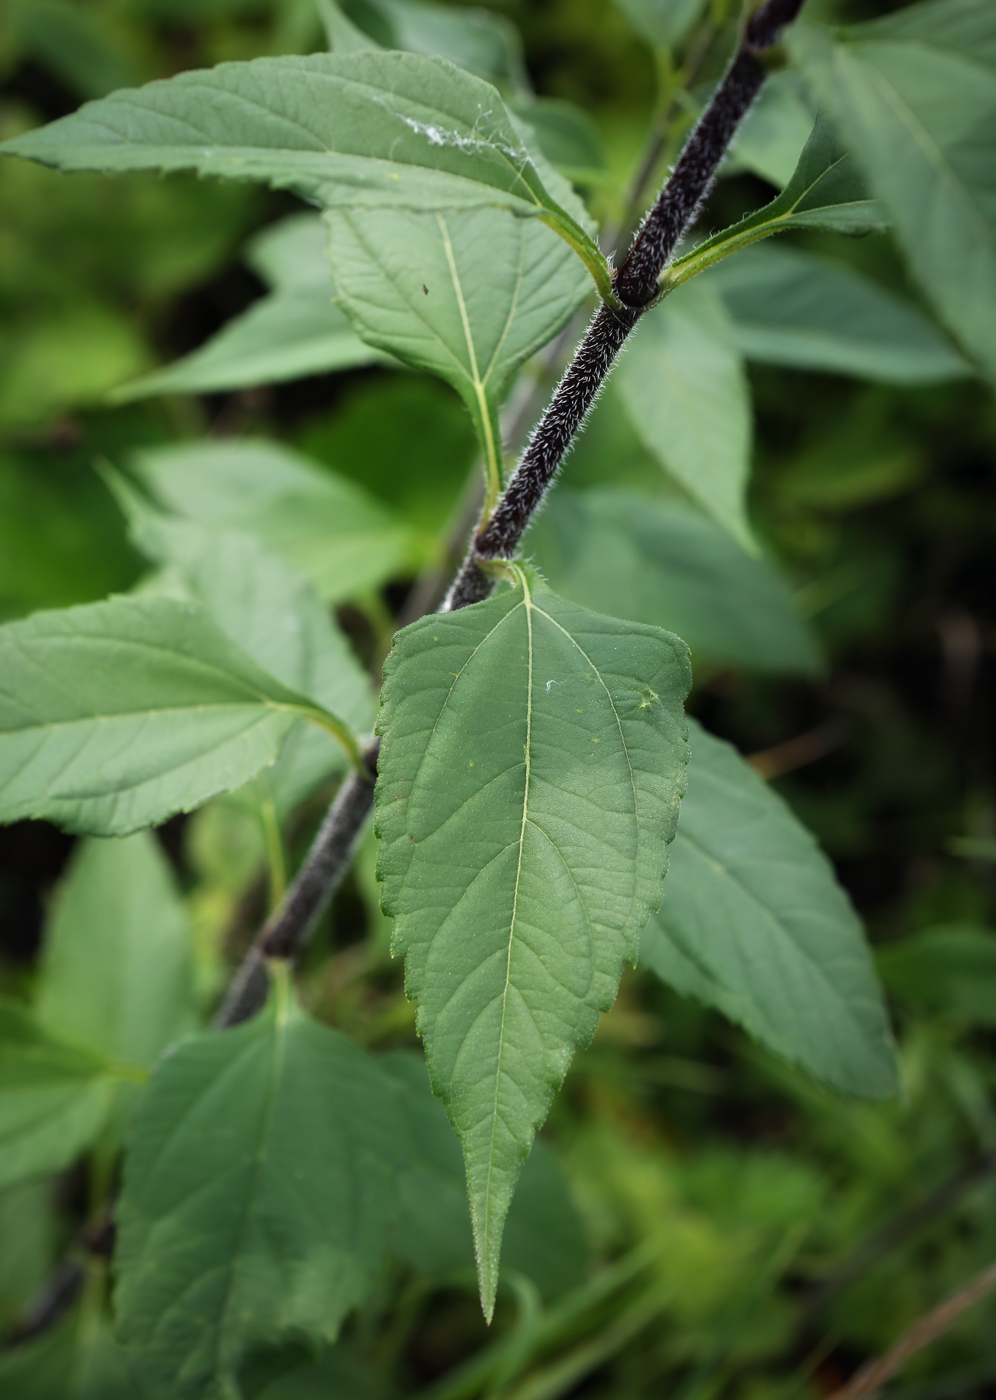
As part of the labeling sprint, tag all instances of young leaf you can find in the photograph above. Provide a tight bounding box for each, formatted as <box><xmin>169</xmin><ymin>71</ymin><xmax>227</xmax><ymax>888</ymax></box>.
<box><xmin>115</xmin><ymin>973</ymin><xmax>405</xmax><ymax>1400</ymax></box>
<box><xmin>526</xmin><ymin>489</ymin><xmax>821</xmax><ymax>674</ymax></box>
<box><xmin>640</xmin><ymin>720</ymin><xmax>898</xmax><ymax>1099</ymax></box>
<box><xmin>36</xmin><ymin>834</ymin><xmax>195</xmax><ymax>1070</ymax></box>
<box><xmin>326</xmin><ymin>205</ymin><xmax>590</xmax><ymax>498</ymax></box>
<box><xmin>0</xmin><ymin>52</ymin><xmax>613</xmax><ymax>301</ymax></box>
<box><xmin>668</xmin><ymin>111</ymin><xmax>886</xmax><ymax>288</ymax></box>
<box><xmin>0</xmin><ymin>596</ymin><xmax>360</xmax><ymax>836</ymax></box>
<box><xmin>382</xmin><ymin>1051</ymin><xmax>588</xmax><ymax>1298</ymax></box>
<box><xmin>376</xmin><ymin>566</ymin><xmax>690</xmax><ymax>1316</ymax></box>
<box><xmin>788</xmin><ymin>2</ymin><xmax>996</xmax><ymax>379</ymax></box>
<box><xmin>709</xmin><ymin>244</ymin><xmax>970</xmax><ymax>384</ymax></box>
<box><xmin>131</xmin><ymin>440</ymin><xmax>413</xmax><ymax>603</ymax></box>
<box><xmin>616</xmin><ymin>281</ymin><xmax>754</xmax><ymax>551</ymax></box>
<box><xmin>0</xmin><ymin>1000</ymin><xmax>142</xmax><ymax>1190</ymax></box>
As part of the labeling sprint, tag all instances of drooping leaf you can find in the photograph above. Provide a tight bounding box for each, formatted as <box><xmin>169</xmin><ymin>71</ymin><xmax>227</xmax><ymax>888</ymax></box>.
<box><xmin>0</xmin><ymin>595</ymin><xmax>359</xmax><ymax>837</ymax></box>
<box><xmin>877</xmin><ymin>924</ymin><xmax>996</xmax><ymax>1025</ymax></box>
<box><xmin>115</xmin><ymin>973</ymin><xmax>405</xmax><ymax>1400</ymax></box>
<box><xmin>37</xmin><ymin>834</ymin><xmax>195</xmax><ymax>1070</ymax></box>
<box><xmin>118</xmin><ymin>490</ymin><xmax>376</xmax><ymax>814</ymax></box>
<box><xmin>668</xmin><ymin>111</ymin><xmax>886</xmax><ymax>289</ymax></box>
<box><xmin>382</xmin><ymin>1051</ymin><xmax>588</xmax><ymax>1298</ymax></box>
<box><xmin>788</xmin><ymin>0</ymin><xmax>996</xmax><ymax>378</ymax></box>
<box><xmin>376</xmin><ymin>566</ymin><xmax>690</xmax><ymax>1316</ymax></box>
<box><xmin>526</xmin><ymin>489</ymin><xmax>821</xmax><ymax>674</ymax></box>
<box><xmin>326</xmin><ymin>205</ymin><xmax>590</xmax><ymax>487</ymax></box>
<box><xmin>616</xmin><ymin>281</ymin><xmax>754</xmax><ymax>550</ymax></box>
<box><xmin>710</xmin><ymin>244</ymin><xmax>970</xmax><ymax>384</ymax></box>
<box><xmin>0</xmin><ymin>52</ymin><xmax>612</xmax><ymax>300</ymax></box>
<box><xmin>131</xmin><ymin>440</ymin><xmax>413</xmax><ymax>603</ymax></box>
<box><xmin>0</xmin><ymin>1000</ymin><xmax>142</xmax><ymax>1190</ymax></box>
<box><xmin>640</xmin><ymin>720</ymin><xmax>897</xmax><ymax>1099</ymax></box>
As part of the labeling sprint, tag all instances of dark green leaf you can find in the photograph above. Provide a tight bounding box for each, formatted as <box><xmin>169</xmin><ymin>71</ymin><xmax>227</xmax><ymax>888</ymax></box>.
<box><xmin>115</xmin><ymin>973</ymin><xmax>405</xmax><ymax>1400</ymax></box>
<box><xmin>709</xmin><ymin>244</ymin><xmax>970</xmax><ymax>384</ymax></box>
<box><xmin>37</xmin><ymin>833</ymin><xmax>195</xmax><ymax>1069</ymax></box>
<box><xmin>376</xmin><ymin>567</ymin><xmax>690</xmax><ymax>1315</ymax></box>
<box><xmin>788</xmin><ymin>1</ymin><xmax>996</xmax><ymax>378</ymax></box>
<box><xmin>877</xmin><ymin>925</ymin><xmax>996</xmax><ymax>1025</ymax></box>
<box><xmin>526</xmin><ymin>489</ymin><xmax>821</xmax><ymax>674</ymax></box>
<box><xmin>0</xmin><ymin>1311</ymin><xmax>139</xmax><ymax>1399</ymax></box>
<box><xmin>0</xmin><ymin>1000</ymin><xmax>142</xmax><ymax>1190</ymax></box>
<box><xmin>131</xmin><ymin>440</ymin><xmax>413</xmax><ymax>603</ymax></box>
<box><xmin>6</xmin><ymin>0</ymin><xmax>139</xmax><ymax>100</ymax></box>
<box><xmin>614</xmin><ymin>0</ymin><xmax>709</xmax><ymax>50</ymax></box>
<box><xmin>640</xmin><ymin>720</ymin><xmax>897</xmax><ymax>1099</ymax></box>
<box><xmin>0</xmin><ymin>52</ymin><xmax>612</xmax><ymax>300</ymax></box>
<box><xmin>0</xmin><ymin>596</ymin><xmax>359</xmax><ymax>836</ymax></box>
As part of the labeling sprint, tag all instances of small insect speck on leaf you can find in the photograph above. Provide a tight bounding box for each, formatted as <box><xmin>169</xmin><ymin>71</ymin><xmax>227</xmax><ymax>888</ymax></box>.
<box><xmin>423</xmin><ymin>284</ymin><xmax>429</xmax><ymax>295</ymax></box>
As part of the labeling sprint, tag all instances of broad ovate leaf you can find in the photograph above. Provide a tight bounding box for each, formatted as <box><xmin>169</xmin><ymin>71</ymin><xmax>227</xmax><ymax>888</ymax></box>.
<box><xmin>526</xmin><ymin>489</ymin><xmax>821</xmax><ymax>674</ymax></box>
<box><xmin>376</xmin><ymin>567</ymin><xmax>690</xmax><ymax>1316</ymax></box>
<box><xmin>115</xmin><ymin>974</ymin><xmax>405</xmax><ymax>1400</ymax></box>
<box><xmin>709</xmin><ymin>244</ymin><xmax>970</xmax><ymax>384</ymax></box>
<box><xmin>326</xmin><ymin>205</ymin><xmax>590</xmax><ymax>490</ymax></box>
<box><xmin>0</xmin><ymin>52</ymin><xmax>612</xmax><ymax>300</ymax></box>
<box><xmin>669</xmin><ymin>111</ymin><xmax>886</xmax><ymax>288</ymax></box>
<box><xmin>131</xmin><ymin>440</ymin><xmax>412</xmax><ymax>603</ymax></box>
<box><xmin>37</xmin><ymin>833</ymin><xmax>195</xmax><ymax>1069</ymax></box>
<box><xmin>0</xmin><ymin>596</ymin><xmax>358</xmax><ymax>836</ymax></box>
<box><xmin>0</xmin><ymin>1000</ymin><xmax>142</xmax><ymax>1189</ymax></box>
<box><xmin>788</xmin><ymin>1</ymin><xmax>996</xmax><ymax>378</ymax></box>
<box><xmin>728</xmin><ymin>72</ymin><xmax>815</xmax><ymax>187</ymax></box>
<box><xmin>616</xmin><ymin>281</ymin><xmax>754</xmax><ymax>551</ymax></box>
<box><xmin>641</xmin><ymin>720</ymin><xmax>897</xmax><ymax>1098</ymax></box>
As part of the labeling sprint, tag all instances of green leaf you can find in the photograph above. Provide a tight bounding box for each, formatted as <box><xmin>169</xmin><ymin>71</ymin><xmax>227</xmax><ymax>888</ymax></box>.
<box><xmin>376</xmin><ymin>566</ymin><xmax>690</xmax><ymax>1317</ymax></box>
<box><xmin>788</xmin><ymin>1</ymin><xmax>996</xmax><ymax>378</ymax></box>
<box><xmin>616</xmin><ymin>281</ymin><xmax>754</xmax><ymax>550</ymax></box>
<box><xmin>131</xmin><ymin>440</ymin><xmax>413</xmax><ymax>604</ymax></box>
<box><xmin>877</xmin><ymin>924</ymin><xmax>996</xmax><ymax>1025</ymax></box>
<box><xmin>728</xmin><ymin>72</ymin><xmax>816</xmax><ymax>188</ymax></box>
<box><xmin>115</xmin><ymin>973</ymin><xmax>404</xmax><ymax>1400</ymax></box>
<box><xmin>326</xmin><ymin>205</ymin><xmax>590</xmax><ymax>497</ymax></box>
<box><xmin>0</xmin><ymin>595</ymin><xmax>358</xmax><ymax>837</ymax></box>
<box><xmin>257</xmin><ymin>1347</ymin><xmax>392</xmax><ymax>1400</ymax></box>
<box><xmin>318</xmin><ymin>0</ymin><xmax>381</xmax><ymax>53</ymax></box>
<box><xmin>709</xmin><ymin>244</ymin><xmax>970</xmax><ymax>384</ymax></box>
<box><xmin>613</xmin><ymin>0</ymin><xmax>709</xmax><ymax>50</ymax></box>
<box><xmin>118</xmin><ymin>488</ymin><xmax>376</xmax><ymax>814</ymax></box>
<box><xmin>0</xmin><ymin>1310</ymin><xmax>139</xmax><ymax>1399</ymax></box>
<box><xmin>341</xmin><ymin>0</ymin><xmax>530</xmax><ymax>94</ymax></box>
<box><xmin>0</xmin><ymin>1000</ymin><xmax>142</xmax><ymax>1190</ymax></box>
<box><xmin>509</xmin><ymin>97</ymin><xmax>607</xmax><ymax>180</ymax></box>
<box><xmin>640</xmin><ymin>720</ymin><xmax>897</xmax><ymax>1099</ymax></box>
<box><xmin>525</xmin><ymin>489</ymin><xmax>821</xmax><ymax>674</ymax></box>
<box><xmin>668</xmin><ymin>111</ymin><xmax>886</xmax><ymax>289</ymax></box>
<box><xmin>37</xmin><ymin>834</ymin><xmax>195</xmax><ymax>1070</ymax></box>
<box><xmin>0</xmin><ymin>52</ymin><xmax>613</xmax><ymax>301</ymax></box>
<box><xmin>6</xmin><ymin>0</ymin><xmax>139</xmax><ymax>100</ymax></box>
<box><xmin>382</xmin><ymin>1051</ymin><xmax>588</xmax><ymax>1298</ymax></box>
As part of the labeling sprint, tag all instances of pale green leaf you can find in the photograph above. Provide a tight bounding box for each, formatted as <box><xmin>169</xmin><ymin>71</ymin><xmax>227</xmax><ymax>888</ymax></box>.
<box><xmin>877</xmin><ymin>924</ymin><xmax>996</xmax><ymax>1025</ymax></box>
<box><xmin>117</xmin><ymin>489</ymin><xmax>376</xmax><ymax>814</ymax></box>
<box><xmin>247</xmin><ymin>211</ymin><xmax>330</xmax><ymax>292</ymax></box>
<box><xmin>326</xmin><ymin>205</ymin><xmax>590</xmax><ymax>489</ymax></box>
<box><xmin>0</xmin><ymin>52</ymin><xmax>612</xmax><ymax>300</ymax></box>
<box><xmin>0</xmin><ymin>596</ymin><xmax>357</xmax><ymax>837</ymax></box>
<box><xmin>376</xmin><ymin>567</ymin><xmax>690</xmax><ymax>1316</ymax></box>
<box><xmin>616</xmin><ymin>281</ymin><xmax>754</xmax><ymax>550</ymax></box>
<box><xmin>37</xmin><ymin>834</ymin><xmax>195</xmax><ymax>1070</ymax></box>
<box><xmin>710</xmin><ymin>244</ymin><xmax>970</xmax><ymax>383</ymax></box>
<box><xmin>115</xmin><ymin>974</ymin><xmax>404</xmax><ymax>1400</ymax></box>
<box><xmin>131</xmin><ymin>440</ymin><xmax>413</xmax><ymax>603</ymax></box>
<box><xmin>382</xmin><ymin>1051</ymin><xmax>588</xmax><ymax>1298</ymax></box>
<box><xmin>526</xmin><ymin>489</ymin><xmax>821</xmax><ymax>674</ymax></box>
<box><xmin>728</xmin><ymin>72</ymin><xmax>816</xmax><ymax>187</ymax></box>
<box><xmin>788</xmin><ymin>0</ymin><xmax>996</xmax><ymax>378</ymax></box>
<box><xmin>614</xmin><ymin>0</ymin><xmax>708</xmax><ymax>50</ymax></box>
<box><xmin>0</xmin><ymin>1000</ymin><xmax>141</xmax><ymax>1190</ymax></box>
<box><xmin>640</xmin><ymin>719</ymin><xmax>897</xmax><ymax>1099</ymax></box>
<box><xmin>669</xmin><ymin>111</ymin><xmax>886</xmax><ymax>289</ymax></box>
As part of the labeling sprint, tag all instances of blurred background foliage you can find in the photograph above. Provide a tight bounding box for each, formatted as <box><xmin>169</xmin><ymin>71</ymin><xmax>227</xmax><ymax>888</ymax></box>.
<box><xmin>0</xmin><ymin>0</ymin><xmax>994</xmax><ymax>1397</ymax></box>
